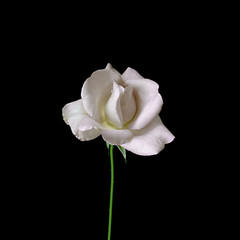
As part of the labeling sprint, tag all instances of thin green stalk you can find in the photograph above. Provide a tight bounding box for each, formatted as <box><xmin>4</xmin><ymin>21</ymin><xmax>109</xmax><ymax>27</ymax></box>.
<box><xmin>108</xmin><ymin>145</ymin><xmax>114</xmax><ymax>240</ymax></box>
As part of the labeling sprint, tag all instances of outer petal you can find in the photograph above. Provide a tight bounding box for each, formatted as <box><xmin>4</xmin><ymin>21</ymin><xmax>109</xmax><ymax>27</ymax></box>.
<box><xmin>62</xmin><ymin>99</ymin><xmax>100</xmax><ymax>141</ymax></box>
<box><xmin>62</xmin><ymin>99</ymin><xmax>86</xmax><ymax>124</ymax></box>
<box><xmin>121</xmin><ymin>67</ymin><xmax>144</xmax><ymax>82</ymax></box>
<box><xmin>101</xmin><ymin>129</ymin><xmax>133</xmax><ymax>145</ymax></box>
<box><xmin>81</xmin><ymin>63</ymin><xmax>123</xmax><ymax>122</ymax></box>
<box><xmin>75</xmin><ymin>116</ymin><xmax>113</xmax><ymax>131</ymax></box>
<box><xmin>126</xmin><ymin>79</ymin><xmax>163</xmax><ymax>129</ymax></box>
<box><xmin>75</xmin><ymin>128</ymin><xmax>100</xmax><ymax>141</ymax></box>
<box><xmin>121</xmin><ymin>116</ymin><xmax>175</xmax><ymax>156</ymax></box>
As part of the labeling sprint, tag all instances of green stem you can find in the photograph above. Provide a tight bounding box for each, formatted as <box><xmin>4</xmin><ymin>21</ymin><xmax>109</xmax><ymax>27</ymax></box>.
<box><xmin>108</xmin><ymin>145</ymin><xmax>114</xmax><ymax>240</ymax></box>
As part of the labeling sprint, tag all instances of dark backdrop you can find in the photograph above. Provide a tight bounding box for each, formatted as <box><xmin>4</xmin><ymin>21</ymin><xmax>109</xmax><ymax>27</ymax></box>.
<box><xmin>27</xmin><ymin>51</ymin><xmax>201</xmax><ymax>239</ymax></box>
<box><xmin>7</xmin><ymin>5</ymin><xmax>220</xmax><ymax>240</ymax></box>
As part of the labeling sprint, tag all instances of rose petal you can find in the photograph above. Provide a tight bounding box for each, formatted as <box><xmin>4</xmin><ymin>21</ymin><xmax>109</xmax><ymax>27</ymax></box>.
<box><xmin>121</xmin><ymin>116</ymin><xmax>175</xmax><ymax>156</ymax></box>
<box><xmin>68</xmin><ymin>116</ymin><xmax>100</xmax><ymax>141</ymax></box>
<box><xmin>76</xmin><ymin>115</ymin><xmax>118</xmax><ymax>131</ymax></box>
<box><xmin>122</xmin><ymin>67</ymin><xmax>144</xmax><ymax>81</ymax></box>
<box><xmin>75</xmin><ymin>128</ymin><xmax>100</xmax><ymax>141</ymax></box>
<box><xmin>105</xmin><ymin>82</ymin><xmax>136</xmax><ymax>127</ymax></box>
<box><xmin>101</xmin><ymin>129</ymin><xmax>133</xmax><ymax>145</ymax></box>
<box><xmin>62</xmin><ymin>99</ymin><xmax>87</xmax><ymax>124</ymax></box>
<box><xmin>105</xmin><ymin>81</ymin><xmax>124</xmax><ymax>128</ymax></box>
<box><xmin>126</xmin><ymin>79</ymin><xmax>163</xmax><ymax>129</ymax></box>
<box><xmin>81</xmin><ymin>63</ymin><xmax>123</xmax><ymax>122</ymax></box>
<box><xmin>120</xmin><ymin>85</ymin><xmax>136</xmax><ymax>124</ymax></box>
<box><xmin>62</xmin><ymin>99</ymin><xmax>100</xmax><ymax>141</ymax></box>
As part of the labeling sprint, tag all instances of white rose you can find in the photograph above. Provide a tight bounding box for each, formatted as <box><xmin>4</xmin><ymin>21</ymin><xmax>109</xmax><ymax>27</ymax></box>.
<box><xmin>63</xmin><ymin>64</ymin><xmax>174</xmax><ymax>156</ymax></box>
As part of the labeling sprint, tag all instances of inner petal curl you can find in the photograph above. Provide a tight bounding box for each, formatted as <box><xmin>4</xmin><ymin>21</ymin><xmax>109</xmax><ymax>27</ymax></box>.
<box><xmin>105</xmin><ymin>81</ymin><xmax>136</xmax><ymax>128</ymax></box>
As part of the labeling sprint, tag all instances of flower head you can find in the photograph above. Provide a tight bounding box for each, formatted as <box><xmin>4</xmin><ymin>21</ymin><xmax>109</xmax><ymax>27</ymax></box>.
<box><xmin>63</xmin><ymin>64</ymin><xmax>174</xmax><ymax>156</ymax></box>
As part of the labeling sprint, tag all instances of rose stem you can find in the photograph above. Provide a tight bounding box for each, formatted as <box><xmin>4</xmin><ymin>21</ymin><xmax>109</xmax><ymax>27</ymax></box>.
<box><xmin>108</xmin><ymin>145</ymin><xmax>114</xmax><ymax>240</ymax></box>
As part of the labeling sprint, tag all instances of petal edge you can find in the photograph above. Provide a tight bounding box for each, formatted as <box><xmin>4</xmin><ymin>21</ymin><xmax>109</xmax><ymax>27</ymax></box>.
<box><xmin>122</xmin><ymin>116</ymin><xmax>174</xmax><ymax>156</ymax></box>
<box><xmin>101</xmin><ymin>129</ymin><xmax>133</xmax><ymax>145</ymax></box>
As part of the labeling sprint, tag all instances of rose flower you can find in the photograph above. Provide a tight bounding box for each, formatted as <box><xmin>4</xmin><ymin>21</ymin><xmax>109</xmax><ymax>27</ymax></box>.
<box><xmin>63</xmin><ymin>64</ymin><xmax>174</xmax><ymax>156</ymax></box>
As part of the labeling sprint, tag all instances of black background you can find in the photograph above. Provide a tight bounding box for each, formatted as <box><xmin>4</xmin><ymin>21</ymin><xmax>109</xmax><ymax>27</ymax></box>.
<box><xmin>4</xmin><ymin>4</ymin><xmax>227</xmax><ymax>239</ymax></box>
